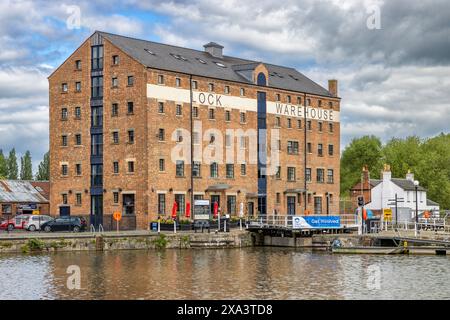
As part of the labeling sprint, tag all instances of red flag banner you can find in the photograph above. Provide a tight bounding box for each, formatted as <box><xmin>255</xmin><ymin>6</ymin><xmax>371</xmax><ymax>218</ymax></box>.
<box><xmin>172</xmin><ymin>201</ymin><xmax>178</xmax><ymax>219</ymax></box>
<box><xmin>185</xmin><ymin>202</ymin><xmax>191</xmax><ymax>218</ymax></box>
<box><xmin>213</xmin><ymin>201</ymin><xmax>218</xmax><ymax>218</ymax></box>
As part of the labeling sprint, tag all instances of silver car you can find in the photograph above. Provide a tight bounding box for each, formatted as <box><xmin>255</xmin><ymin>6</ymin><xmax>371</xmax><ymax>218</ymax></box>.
<box><xmin>23</xmin><ymin>215</ymin><xmax>54</xmax><ymax>231</ymax></box>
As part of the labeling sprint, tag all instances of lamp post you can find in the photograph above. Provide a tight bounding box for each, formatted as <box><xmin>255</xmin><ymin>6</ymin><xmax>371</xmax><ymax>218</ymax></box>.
<box><xmin>414</xmin><ymin>180</ymin><xmax>419</xmax><ymax>237</ymax></box>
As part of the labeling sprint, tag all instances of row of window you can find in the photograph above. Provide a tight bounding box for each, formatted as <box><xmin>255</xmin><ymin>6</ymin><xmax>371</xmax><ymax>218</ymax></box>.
<box><xmin>60</xmin><ymin>160</ymin><xmax>135</xmax><ymax>177</ymax></box>
<box><xmin>61</xmin><ymin>102</ymin><xmax>135</xmax><ymax>121</ymax></box>
<box><xmin>61</xmin><ymin>82</ymin><xmax>82</xmax><ymax>93</ymax></box>
<box><xmin>275</xmin><ymin>117</ymin><xmax>334</xmax><ymax>132</ymax></box>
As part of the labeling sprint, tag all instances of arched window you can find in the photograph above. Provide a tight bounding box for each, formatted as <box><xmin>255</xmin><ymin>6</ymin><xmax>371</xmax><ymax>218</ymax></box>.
<box><xmin>257</xmin><ymin>72</ymin><xmax>267</xmax><ymax>86</ymax></box>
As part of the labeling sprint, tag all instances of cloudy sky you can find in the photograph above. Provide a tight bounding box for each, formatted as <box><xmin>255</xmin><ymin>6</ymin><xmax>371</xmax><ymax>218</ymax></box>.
<box><xmin>0</xmin><ymin>0</ymin><xmax>449</xmax><ymax>171</ymax></box>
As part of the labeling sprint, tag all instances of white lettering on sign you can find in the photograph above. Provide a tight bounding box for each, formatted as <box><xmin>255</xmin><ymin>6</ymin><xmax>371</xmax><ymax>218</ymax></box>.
<box><xmin>146</xmin><ymin>84</ymin><xmax>340</xmax><ymax>122</ymax></box>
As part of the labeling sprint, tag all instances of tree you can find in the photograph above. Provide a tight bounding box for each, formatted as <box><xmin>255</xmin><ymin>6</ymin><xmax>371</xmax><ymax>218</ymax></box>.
<box><xmin>382</xmin><ymin>136</ymin><xmax>423</xmax><ymax>178</ymax></box>
<box><xmin>7</xmin><ymin>148</ymin><xmax>18</xmax><ymax>180</ymax></box>
<box><xmin>340</xmin><ymin>135</ymin><xmax>383</xmax><ymax>197</ymax></box>
<box><xmin>20</xmin><ymin>150</ymin><xmax>33</xmax><ymax>180</ymax></box>
<box><xmin>0</xmin><ymin>149</ymin><xmax>7</xmax><ymax>179</ymax></box>
<box><xmin>36</xmin><ymin>151</ymin><xmax>50</xmax><ymax>181</ymax></box>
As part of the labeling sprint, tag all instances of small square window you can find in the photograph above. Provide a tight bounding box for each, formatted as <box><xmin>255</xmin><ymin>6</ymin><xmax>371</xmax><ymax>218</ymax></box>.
<box><xmin>113</xmin><ymin>192</ymin><xmax>119</xmax><ymax>204</ymax></box>
<box><xmin>192</xmin><ymin>80</ymin><xmax>198</xmax><ymax>89</ymax></box>
<box><xmin>176</xmin><ymin>78</ymin><xmax>181</xmax><ymax>87</ymax></box>
<box><xmin>158</xmin><ymin>102</ymin><xmax>164</xmax><ymax>113</ymax></box>
<box><xmin>113</xmin><ymin>161</ymin><xmax>119</xmax><ymax>174</ymax></box>
<box><xmin>158</xmin><ymin>128</ymin><xmax>165</xmax><ymax>141</ymax></box>
<box><xmin>128</xmin><ymin>161</ymin><xmax>135</xmax><ymax>173</ymax></box>
<box><xmin>240</xmin><ymin>112</ymin><xmax>246</xmax><ymax>123</ymax></box>
<box><xmin>112</xmin><ymin>77</ymin><xmax>118</xmax><ymax>87</ymax></box>
<box><xmin>112</xmin><ymin>103</ymin><xmax>119</xmax><ymax>117</ymax></box>
<box><xmin>159</xmin><ymin>159</ymin><xmax>165</xmax><ymax>172</ymax></box>
<box><xmin>192</xmin><ymin>106</ymin><xmax>198</xmax><ymax>118</ymax></box>
<box><xmin>75</xmin><ymin>82</ymin><xmax>81</xmax><ymax>92</ymax></box>
<box><xmin>158</xmin><ymin>74</ymin><xmax>164</xmax><ymax>84</ymax></box>
<box><xmin>76</xmin><ymin>193</ymin><xmax>82</xmax><ymax>205</ymax></box>
<box><xmin>75</xmin><ymin>107</ymin><xmax>81</xmax><ymax>119</ymax></box>
<box><xmin>75</xmin><ymin>134</ymin><xmax>82</xmax><ymax>145</ymax></box>
<box><xmin>127</xmin><ymin>102</ymin><xmax>134</xmax><ymax>114</ymax></box>
<box><xmin>276</xmin><ymin>93</ymin><xmax>280</xmax><ymax>101</ymax></box>
<box><xmin>208</xmin><ymin>83</ymin><xmax>214</xmax><ymax>92</ymax></box>
<box><xmin>61</xmin><ymin>108</ymin><xmax>68</xmax><ymax>120</ymax></box>
<box><xmin>224</xmin><ymin>86</ymin><xmax>230</xmax><ymax>94</ymax></box>
<box><xmin>127</xmin><ymin>76</ymin><xmax>134</xmax><ymax>86</ymax></box>
<box><xmin>275</xmin><ymin>117</ymin><xmax>281</xmax><ymax>127</ymax></box>
<box><xmin>128</xmin><ymin>130</ymin><xmax>134</xmax><ymax>144</ymax></box>
<box><xmin>287</xmin><ymin>118</ymin><xmax>292</xmax><ymax>128</ymax></box>
<box><xmin>318</xmin><ymin>122</ymin><xmax>323</xmax><ymax>132</ymax></box>
<box><xmin>75</xmin><ymin>164</ymin><xmax>82</xmax><ymax>175</ymax></box>
<box><xmin>307</xmin><ymin>120</ymin><xmax>312</xmax><ymax>130</ymax></box>
<box><xmin>62</xmin><ymin>83</ymin><xmax>68</xmax><ymax>92</ymax></box>
<box><xmin>225</xmin><ymin>110</ymin><xmax>231</xmax><ymax>122</ymax></box>
<box><xmin>61</xmin><ymin>165</ymin><xmax>68</xmax><ymax>176</ymax></box>
<box><xmin>62</xmin><ymin>135</ymin><xmax>68</xmax><ymax>147</ymax></box>
<box><xmin>297</xmin><ymin>119</ymin><xmax>302</xmax><ymax>129</ymax></box>
<box><xmin>75</xmin><ymin>60</ymin><xmax>81</xmax><ymax>70</ymax></box>
<box><xmin>112</xmin><ymin>55</ymin><xmax>119</xmax><ymax>65</ymax></box>
<box><xmin>62</xmin><ymin>193</ymin><xmax>68</xmax><ymax>204</ymax></box>
<box><xmin>176</xmin><ymin>104</ymin><xmax>182</xmax><ymax>116</ymax></box>
<box><xmin>112</xmin><ymin>131</ymin><xmax>119</xmax><ymax>144</ymax></box>
<box><xmin>241</xmin><ymin>164</ymin><xmax>246</xmax><ymax>176</ymax></box>
<box><xmin>287</xmin><ymin>95</ymin><xmax>291</xmax><ymax>103</ymax></box>
<box><xmin>329</xmin><ymin>123</ymin><xmax>334</xmax><ymax>133</ymax></box>
<box><xmin>297</xmin><ymin>97</ymin><xmax>302</xmax><ymax>105</ymax></box>
<box><xmin>240</xmin><ymin>88</ymin><xmax>245</xmax><ymax>96</ymax></box>
<box><xmin>208</xmin><ymin>108</ymin><xmax>215</xmax><ymax>120</ymax></box>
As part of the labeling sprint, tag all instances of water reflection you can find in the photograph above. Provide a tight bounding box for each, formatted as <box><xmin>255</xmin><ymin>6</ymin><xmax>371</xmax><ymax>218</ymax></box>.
<box><xmin>0</xmin><ymin>248</ymin><xmax>449</xmax><ymax>300</ymax></box>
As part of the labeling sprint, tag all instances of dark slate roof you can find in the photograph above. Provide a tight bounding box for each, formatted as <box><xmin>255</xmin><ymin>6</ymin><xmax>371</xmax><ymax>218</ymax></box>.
<box><xmin>426</xmin><ymin>199</ymin><xmax>439</xmax><ymax>206</ymax></box>
<box><xmin>370</xmin><ymin>179</ymin><xmax>382</xmax><ymax>187</ymax></box>
<box><xmin>391</xmin><ymin>178</ymin><xmax>426</xmax><ymax>191</ymax></box>
<box><xmin>97</xmin><ymin>31</ymin><xmax>333</xmax><ymax>97</ymax></box>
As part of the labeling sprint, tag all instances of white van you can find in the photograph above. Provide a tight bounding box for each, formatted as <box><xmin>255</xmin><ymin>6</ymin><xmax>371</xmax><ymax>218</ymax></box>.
<box><xmin>23</xmin><ymin>215</ymin><xmax>54</xmax><ymax>231</ymax></box>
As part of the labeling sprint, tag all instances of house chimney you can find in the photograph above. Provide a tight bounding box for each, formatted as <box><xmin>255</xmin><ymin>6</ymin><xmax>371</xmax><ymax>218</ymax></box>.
<box><xmin>203</xmin><ymin>42</ymin><xmax>224</xmax><ymax>59</ymax></box>
<box><xmin>405</xmin><ymin>170</ymin><xmax>414</xmax><ymax>182</ymax></box>
<box><xmin>328</xmin><ymin>79</ymin><xmax>338</xmax><ymax>97</ymax></box>
<box><xmin>362</xmin><ymin>165</ymin><xmax>370</xmax><ymax>185</ymax></box>
<box><xmin>382</xmin><ymin>164</ymin><xmax>391</xmax><ymax>182</ymax></box>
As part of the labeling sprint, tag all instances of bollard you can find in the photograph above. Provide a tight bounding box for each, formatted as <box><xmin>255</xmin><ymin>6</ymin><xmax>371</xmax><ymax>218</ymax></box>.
<box><xmin>158</xmin><ymin>220</ymin><xmax>160</xmax><ymax>234</ymax></box>
<box><xmin>174</xmin><ymin>220</ymin><xmax>177</xmax><ymax>234</ymax></box>
<box><xmin>224</xmin><ymin>220</ymin><xmax>227</xmax><ymax>233</ymax></box>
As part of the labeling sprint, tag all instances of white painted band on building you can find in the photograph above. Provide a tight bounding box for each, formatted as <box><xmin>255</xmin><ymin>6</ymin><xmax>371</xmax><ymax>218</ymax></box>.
<box><xmin>147</xmin><ymin>84</ymin><xmax>340</xmax><ymax>122</ymax></box>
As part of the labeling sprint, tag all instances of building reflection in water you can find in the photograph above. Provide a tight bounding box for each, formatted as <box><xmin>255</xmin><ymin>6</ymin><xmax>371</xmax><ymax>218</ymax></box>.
<box><xmin>1</xmin><ymin>248</ymin><xmax>449</xmax><ymax>299</ymax></box>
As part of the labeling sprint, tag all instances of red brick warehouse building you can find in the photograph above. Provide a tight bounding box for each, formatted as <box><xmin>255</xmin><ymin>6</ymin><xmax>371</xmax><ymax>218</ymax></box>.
<box><xmin>48</xmin><ymin>31</ymin><xmax>341</xmax><ymax>230</ymax></box>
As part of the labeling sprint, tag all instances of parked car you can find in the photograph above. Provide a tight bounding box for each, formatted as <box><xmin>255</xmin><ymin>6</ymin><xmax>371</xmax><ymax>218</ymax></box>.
<box><xmin>41</xmin><ymin>216</ymin><xmax>87</xmax><ymax>232</ymax></box>
<box><xmin>23</xmin><ymin>215</ymin><xmax>54</xmax><ymax>231</ymax></box>
<box><xmin>0</xmin><ymin>214</ymin><xmax>31</xmax><ymax>231</ymax></box>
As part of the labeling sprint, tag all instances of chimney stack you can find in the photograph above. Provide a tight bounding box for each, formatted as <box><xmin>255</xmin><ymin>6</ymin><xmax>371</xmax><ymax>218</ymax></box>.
<box><xmin>382</xmin><ymin>164</ymin><xmax>392</xmax><ymax>182</ymax></box>
<box><xmin>328</xmin><ymin>79</ymin><xmax>338</xmax><ymax>97</ymax></box>
<box><xmin>405</xmin><ymin>170</ymin><xmax>414</xmax><ymax>182</ymax></box>
<box><xmin>203</xmin><ymin>42</ymin><xmax>224</xmax><ymax>59</ymax></box>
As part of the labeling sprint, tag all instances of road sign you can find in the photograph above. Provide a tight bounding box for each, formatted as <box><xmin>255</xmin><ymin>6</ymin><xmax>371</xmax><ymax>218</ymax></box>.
<box><xmin>113</xmin><ymin>211</ymin><xmax>122</xmax><ymax>221</ymax></box>
<box><xmin>383</xmin><ymin>208</ymin><xmax>392</xmax><ymax>221</ymax></box>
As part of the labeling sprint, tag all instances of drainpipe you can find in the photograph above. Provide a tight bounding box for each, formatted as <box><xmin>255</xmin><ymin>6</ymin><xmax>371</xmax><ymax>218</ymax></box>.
<box><xmin>303</xmin><ymin>93</ymin><xmax>307</xmax><ymax>214</ymax></box>
<box><xmin>190</xmin><ymin>75</ymin><xmax>194</xmax><ymax>221</ymax></box>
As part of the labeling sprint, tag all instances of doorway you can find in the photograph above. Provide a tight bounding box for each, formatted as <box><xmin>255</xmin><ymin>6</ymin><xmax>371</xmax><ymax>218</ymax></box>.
<box><xmin>123</xmin><ymin>194</ymin><xmax>135</xmax><ymax>215</ymax></box>
<box><xmin>287</xmin><ymin>196</ymin><xmax>296</xmax><ymax>215</ymax></box>
<box><xmin>247</xmin><ymin>202</ymin><xmax>254</xmax><ymax>217</ymax></box>
<box><xmin>59</xmin><ymin>205</ymin><xmax>70</xmax><ymax>217</ymax></box>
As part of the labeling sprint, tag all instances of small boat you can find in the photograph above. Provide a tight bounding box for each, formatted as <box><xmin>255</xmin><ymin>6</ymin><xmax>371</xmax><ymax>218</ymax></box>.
<box><xmin>331</xmin><ymin>246</ymin><xmax>408</xmax><ymax>254</ymax></box>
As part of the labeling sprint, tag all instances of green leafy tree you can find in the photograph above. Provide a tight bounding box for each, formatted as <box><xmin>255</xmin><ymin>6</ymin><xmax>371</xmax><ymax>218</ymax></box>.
<box><xmin>340</xmin><ymin>135</ymin><xmax>383</xmax><ymax>197</ymax></box>
<box><xmin>20</xmin><ymin>150</ymin><xmax>33</xmax><ymax>180</ymax></box>
<box><xmin>7</xmin><ymin>148</ymin><xmax>18</xmax><ymax>180</ymax></box>
<box><xmin>382</xmin><ymin>136</ymin><xmax>423</xmax><ymax>178</ymax></box>
<box><xmin>36</xmin><ymin>151</ymin><xmax>50</xmax><ymax>181</ymax></box>
<box><xmin>0</xmin><ymin>149</ymin><xmax>7</xmax><ymax>179</ymax></box>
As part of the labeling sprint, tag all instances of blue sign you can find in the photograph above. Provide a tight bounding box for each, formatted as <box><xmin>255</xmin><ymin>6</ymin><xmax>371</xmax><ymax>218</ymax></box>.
<box><xmin>292</xmin><ymin>216</ymin><xmax>341</xmax><ymax>229</ymax></box>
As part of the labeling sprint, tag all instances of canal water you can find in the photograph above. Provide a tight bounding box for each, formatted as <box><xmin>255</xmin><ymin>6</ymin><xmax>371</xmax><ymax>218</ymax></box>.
<box><xmin>0</xmin><ymin>248</ymin><xmax>449</xmax><ymax>300</ymax></box>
